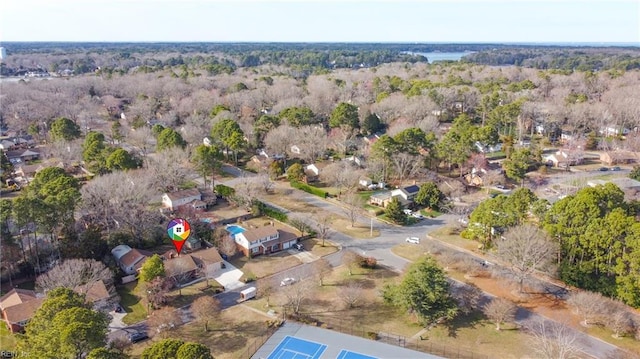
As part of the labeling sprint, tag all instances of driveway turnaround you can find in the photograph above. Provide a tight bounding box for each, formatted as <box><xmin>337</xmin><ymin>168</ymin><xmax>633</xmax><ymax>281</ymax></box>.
<box><xmin>213</xmin><ymin>261</ymin><xmax>245</xmax><ymax>291</ymax></box>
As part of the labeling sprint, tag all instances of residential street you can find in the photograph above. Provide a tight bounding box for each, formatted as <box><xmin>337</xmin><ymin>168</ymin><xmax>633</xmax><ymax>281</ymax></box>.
<box><xmin>107</xmin><ymin>164</ymin><xmax>624</xmax><ymax>358</ymax></box>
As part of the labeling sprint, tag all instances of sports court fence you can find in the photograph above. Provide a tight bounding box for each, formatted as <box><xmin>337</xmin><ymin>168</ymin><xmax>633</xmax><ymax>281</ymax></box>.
<box><xmin>309</xmin><ymin>316</ymin><xmax>489</xmax><ymax>359</ymax></box>
<box><xmin>238</xmin><ymin>326</ymin><xmax>279</xmax><ymax>359</ymax></box>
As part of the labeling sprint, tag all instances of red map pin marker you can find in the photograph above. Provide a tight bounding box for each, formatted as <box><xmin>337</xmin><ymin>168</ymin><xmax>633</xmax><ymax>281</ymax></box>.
<box><xmin>167</xmin><ymin>218</ymin><xmax>191</xmax><ymax>255</ymax></box>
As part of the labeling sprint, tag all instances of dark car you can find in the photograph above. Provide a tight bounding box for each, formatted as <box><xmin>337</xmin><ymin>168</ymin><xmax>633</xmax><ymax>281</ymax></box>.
<box><xmin>128</xmin><ymin>331</ymin><xmax>149</xmax><ymax>344</ymax></box>
<box><xmin>114</xmin><ymin>305</ymin><xmax>124</xmax><ymax>313</ymax></box>
<box><xmin>598</xmin><ymin>167</ymin><xmax>609</xmax><ymax>171</ymax></box>
<box><xmin>293</xmin><ymin>243</ymin><xmax>304</xmax><ymax>251</ymax></box>
<box><xmin>611</xmin><ymin>166</ymin><xmax>621</xmax><ymax>171</ymax></box>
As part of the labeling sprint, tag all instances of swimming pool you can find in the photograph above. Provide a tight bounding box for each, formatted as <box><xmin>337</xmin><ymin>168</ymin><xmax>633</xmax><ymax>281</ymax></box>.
<box><xmin>226</xmin><ymin>224</ymin><xmax>246</xmax><ymax>236</ymax></box>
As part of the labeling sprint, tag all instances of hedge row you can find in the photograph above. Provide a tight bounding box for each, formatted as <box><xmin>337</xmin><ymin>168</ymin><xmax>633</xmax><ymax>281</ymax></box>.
<box><xmin>290</xmin><ymin>180</ymin><xmax>328</xmax><ymax>198</ymax></box>
<box><xmin>255</xmin><ymin>201</ymin><xmax>288</xmax><ymax>222</ymax></box>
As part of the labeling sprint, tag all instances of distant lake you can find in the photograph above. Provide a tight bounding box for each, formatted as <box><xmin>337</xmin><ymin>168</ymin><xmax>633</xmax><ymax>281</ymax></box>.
<box><xmin>403</xmin><ymin>51</ymin><xmax>475</xmax><ymax>63</ymax></box>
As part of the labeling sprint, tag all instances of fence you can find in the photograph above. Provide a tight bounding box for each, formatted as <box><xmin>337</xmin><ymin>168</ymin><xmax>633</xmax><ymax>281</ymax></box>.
<box><xmin>238</xmin><ymin>326</ymin><xmax>278</xmax><ymax>359</ymax></box>
<box><xmin>307</xmin><ymin>316</ymin><xmax>489</xmax><ymax>359</ymax></box>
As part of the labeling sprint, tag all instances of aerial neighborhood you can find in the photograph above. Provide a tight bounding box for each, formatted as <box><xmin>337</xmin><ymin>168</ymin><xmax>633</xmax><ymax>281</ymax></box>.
<box><xmin>1</xmin><ymin>41</ymin><xmax>640</xmax><ymax>359</ymax></box>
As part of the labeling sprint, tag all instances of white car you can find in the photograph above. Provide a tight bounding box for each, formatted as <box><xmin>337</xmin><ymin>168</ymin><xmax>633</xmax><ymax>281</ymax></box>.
<box><xmin>403</xmin><ymin>209</ymin><xmax>413</xmax><ymax>215</ymax></box>
<box><xmin>280</xmin><ymin>278</ymin><xmax>296</xmax><ymax>286</ymax></box>
<box><xmin>412</xmin><ymin>212</ymin><xmax>425</xmax><ymax>219</ymax></box>
<box><xmin>406</xmin><ymin>237</ymin><xmax>420</xmax><ymax>244</ymax></box>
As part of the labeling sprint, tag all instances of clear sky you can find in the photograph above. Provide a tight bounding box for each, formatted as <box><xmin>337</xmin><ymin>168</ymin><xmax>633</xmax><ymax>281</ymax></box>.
<box><xmin>0</xmin><ymin>0</ymin><xmax>638</xmax><ymax>43</ymax></box>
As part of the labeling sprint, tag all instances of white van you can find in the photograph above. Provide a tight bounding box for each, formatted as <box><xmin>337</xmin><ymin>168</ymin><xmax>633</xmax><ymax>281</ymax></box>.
<box><xmin>240</xmin><ymin>287</ymin><xmax>256</xmax><ymax>301</ymax></box>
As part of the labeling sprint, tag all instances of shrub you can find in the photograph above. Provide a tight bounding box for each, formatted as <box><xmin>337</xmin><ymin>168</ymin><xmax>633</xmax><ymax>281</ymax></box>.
<box><xmin>214</xmin><ymin>184</ymin><xmax>235</xmax><ymax>198</ymax></box>
<box><xmin>359</xmin><ymin>256</ymin><xmax>377</xmax><ymax>269</ymax></box>
<box><xmin>241</xmin><ymin>272</ymin><xmax>257</xmax><ymax>283</ymax></box>
<box><xmin>366</xmin><ymin>331</ymin><xmax>378</xmax><ymax>340</ymax></box>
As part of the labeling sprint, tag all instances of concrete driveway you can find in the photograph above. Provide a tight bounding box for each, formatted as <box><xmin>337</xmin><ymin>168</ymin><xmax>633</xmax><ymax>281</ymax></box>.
<box><xmin>212</xmin><ymin>261</ymin><xmax>245</xmax><ymax>291</ymax></box>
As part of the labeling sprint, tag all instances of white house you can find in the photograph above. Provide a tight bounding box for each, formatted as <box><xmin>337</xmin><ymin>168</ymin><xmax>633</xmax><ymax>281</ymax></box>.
<box><xmin>391</xmin><ymin>185</ymin><xmax>420</xmax><ymax>202</ymax></box>
<box><xmin>111</xmin><ymin>245</ymin><xmax>149</xmax><ymax>275</ymax></box>
<box><xmin>234</xmin><ymin>226</ymin><xmax>298</xmax><ymax>257</ymax></box>
<box><xmin>162</xmin><ymin>189</ymin><xmax>203</xmax><ymax>211</ymax></box>
<box><xmin>203</xmin><ymin>137</ymin><xmax>212</xmax><ymax>147</ymax></box>
<box><xmin>345</xmin><ymin>155</ymin><xmax>364</xmax><ymax>167</ymax></box>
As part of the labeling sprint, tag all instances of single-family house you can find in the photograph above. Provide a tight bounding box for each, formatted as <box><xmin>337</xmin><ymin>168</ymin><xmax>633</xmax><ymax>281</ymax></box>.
<box><xmin>163</xmin><ymin>253</ymin><xmax>199</xmax><ymax>286</ymax></box>
<box><xmin>363</xmin><ymin>133</ymin><xmax>382</xmax><ymax>145</ymax></box>
<box><xmin>391</xmin><ymin>185</ymin><xmax>420</xmax><ymax>202</ymax></box>
<box><xmin>474</xmin><ymin>142</ymin><xmax>502</xmax><ymax>153</ymax></box>
<box><xmin>0</xmin><ymin>289</ymin><xmax>44</xmax><ymax>333</ymax></box>
<box><xmin>5</xmin><ymin>149</ymin><xmax>41</xmax><ymax>164</ymax></box>
<box><xmin>234</xmin><ymin>226</ymin><xmax>298</xmax><ymax>257</ymax></box>
<box><xmin>600</xmin><ymin>151</ymin><xmax>637</xmax><ymax>166</ymax></box>
<box><xmin>190</xmin><ymin>247</ymin><xmax>225</xmax><ymax>276</ymax></box>
<box><xmin>162</xmin><ymin>189</ymin><xmax>203</xmax><ymax>211</ymax></box>
<box><xmin>0</xmin><ymin>139</ymin><xmax>18</xmax><ymax>150</ymax></box>
<box><xmin>111</xmin><ymin>245</ymin><xmax>150</xmax><ymax>275</ymax></box>
<box><xmin>75</xmin><ymin>280</ymin><xmax>114</xmax><ymax>312</ymax></box>
<box><xmin>369</xmin><ymin>191</ymin><xmax>393</xmax><ymax>207</ymax></box>
<box><xmin>543</xmin><ymin>150</ymin><xmax>584</xmax><ymax>168</ymax></box>
<box><xmin>359</xmin><ymin>177</ymin><xmax>373</xmax><ymax>188</ymax></box>
<box><xmin>304</xmin><ymin>163</ymin><xmax>328</xmax><ymax>183</ymax></box>
<box><xmin>344</xmin><ymin>155</ymin><xmax>364</xmax><ymax>167</ymax></box>
<box><xmin>599</xmin><ymin>126</ymin><xmax>630</xmax><ymax>137</ymax></box>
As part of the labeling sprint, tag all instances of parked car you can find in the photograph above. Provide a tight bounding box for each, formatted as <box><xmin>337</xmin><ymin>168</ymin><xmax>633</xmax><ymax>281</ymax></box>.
<box><xmin>495</xmin><ymin>184</ymin><xmax>506</xmax><ymax>190</ymax></box>
<box><xmin>403</xmin><ymin>209</ymin><xmax>413</xmax><ymax>215</ymax></box>
<box><xmin>114</xmin><ymin>304</ymin><xmax>124</xmax><ymax>313</ymax></box>
<box><xmin>280</xmin><ymin>278</ymin><xmax>296</xmax><ymax>286</ymax></box>
<box><xmin>293</xmin><ymin>243</ymin><xmax>304</xmax><ymax>251</ymax></box>
<box><xmin>128</xmin><ymin>331</ymin><xmax>149</xmax><ymax>343</ymax></box>
<box><xmin>611</xmin><ymin>166</ymin><xmax>621</xmax><ymax>171</ymax></box>
<box><xmin>412</xmin><ymin>212</ymin><xmax>425</xmax><ymax>219</ymax></box>
<box><xmin>598</xmin><ymin>167</ymin><xmax>609</xmax><ymax>171</ymax></box>
<box><xmin>406</xmin><ymin>237</ymin><xmax>420</xmax><ymax>244</ymax></box>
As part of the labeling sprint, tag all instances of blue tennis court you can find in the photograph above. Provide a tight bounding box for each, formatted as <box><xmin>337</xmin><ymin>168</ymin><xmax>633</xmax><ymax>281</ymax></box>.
<box><xmin>266</xmin><ymin>336</ymin><xmax>327</xmax><ymax>359</ymax></box>
<box><xmin>336</xmin><ymin>350</ymin><xmax>378</xmax><ymax>359</ymax></box>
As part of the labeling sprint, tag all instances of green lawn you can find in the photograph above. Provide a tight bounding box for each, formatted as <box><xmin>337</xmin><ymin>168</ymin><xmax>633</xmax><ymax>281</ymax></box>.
<box><xmin>0</xmin><ymin>323</ymin><xmax>17</xmax><ymax>351</ymax></box>
<box><xmin>117</xmin><ymin>282</ymin><xmax>148</xmax><ymax>325</ymax></box>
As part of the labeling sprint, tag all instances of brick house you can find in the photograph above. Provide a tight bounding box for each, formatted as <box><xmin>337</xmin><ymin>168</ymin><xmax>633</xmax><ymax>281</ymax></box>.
<box><xmin>234</xmin><ymin>226</ymin><xmax>298</xmax><ymax>257</ymax></box>
<box><xmin>0</xmin><ymin>289</ymin><xmax>44</xmax><ymax>333</ymax></box>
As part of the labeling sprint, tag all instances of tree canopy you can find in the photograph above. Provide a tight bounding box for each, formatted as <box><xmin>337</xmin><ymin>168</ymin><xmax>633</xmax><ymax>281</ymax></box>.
<box><xmin>382</xmin><ymin>257</ymin><xmax>458</xmax><ymax>326</ymax></box>
<box><xmin>49</xmin><ymin>117</ymin><xmax>81</xmax><ymax>142</ymax></box>
<box><xmin>139</xmin><ymin>254</ymin><xmax>165</xmax><ymax>282</ymax></box>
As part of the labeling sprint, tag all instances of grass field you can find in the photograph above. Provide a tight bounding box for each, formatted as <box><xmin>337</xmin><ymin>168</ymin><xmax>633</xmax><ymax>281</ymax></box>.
<box><xmin>126</xmin><ymin>305</ymin><xmax>273</xmax><ymax>359</ymax></box>
<box><xmin>117</xmin><ymin>283</ymin><xmax>148</xmax><ymax>325</ymax></box>
<box><xmin>230</xmin><ymin>251</ymin><xmax>303</xmax><ymax>279</ymax></box>
<box><xmin>0</xmin><ymin>323</ymin><xmax>17</xmax><ymax>351</ymax></box>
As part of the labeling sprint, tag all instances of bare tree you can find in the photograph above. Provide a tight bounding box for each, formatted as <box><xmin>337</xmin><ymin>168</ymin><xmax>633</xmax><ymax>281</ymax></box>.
<box><xmin>145</xmin><ymin>147</ymin><xmax>191</xmax><ymax>192</ymax></box>
<box><xmin>313</xmin><ymin>212</ymin><xmax>334</xmax><ymax>247</ymax></box>
<box><xmin>146</xmin><ymin>276</ymin><xmax>171</xmax><ymax>309</ymax></box>
<box><xmin>148</xmin><ymin>307</ymin><xmax>182</xmax><ymax>338</ymax></box>
<box><xmin>288</xmin><ymin>213</ymin><xmax>313</xmax><ymax>237</ymax></box>
<box><xmin>338</xmin><ymin>281</ymin><xmax>363</xmax><ymax>308</ymax></box>
<box><xmin>296</xmin><ymin>126</ymin><xmax>329</xmax><ymax>163</ymax></box>
<box><xmin>566</xmin><ymin>291</ymin><xmax>608</xmax><ymax>327</ymax></box>
<box><xmin>127</xmin><ymin>126</ymin><xmax>156</xmax><ymax>160</ymax></box>
<box><xmin>342</xmin><ymin>191</ymin><xmax>364</xmax><ymax>228</ymax></box>
<box><xmin>321</xmin><ymin>161</ymin><xmax>362</xmax><ymax>195</ymax></box>
<box><xmin>449</xmin><ymin>281</ymin><xmax>483</xmax><ymax>315</ymax></box>
<box><xmin>496</xmin><ymin>224</ymin><xmax>558</xmax><ymax>293</ymax></box>
<box><xmin>36</xmin><ymin>259</ymin><xmax>113</xmax><ymax>293</ymax></box>
<box><xmin>606</xmin><ymin>309</ymin><xmax>634</xmax><ymax>338</ymax></box>
<box><xmin>311</xmin><ymin>258</ymin><xmax>332</xmax><ymax>286</ymax></box>
<box><xmin>191</xmin><ymin>296</ymin><xmax>221</xmax><ymax>332</ymax></box>
<box><xmin>166</xmin><ymin>258</ymin><xmax>196</xmax><ymax>296</ymax></box>
<box><xmin>255</xmin><ymin>172</ymin><xmax>275</xmax><ymax>194</ymax></box>
<box><xmin>218</xmin><ymin>236</ymin><xmax>238</xmax><ymax>258</ymax></box>
<box><xmin>234</xmin><ymin>175</ymin><xmax>261</xmax><ymax>207</ymax></box>
<box><xmin>526</xmin><ymin>318</ymin><xmax>581</xmax><ymax>359</ymax></box>
<box><xmin>483</xmin><ymin>297</ymin><xmax>517</xmax><ymax>330</ymax></box>
<box><xmin>258</xmin><ymin>277</ymin><xmax>278</xmax><ymax>308</ymax></box>
<box><xmin>264</xmin><ymin>125</ymin><xmax>296</xmax><ymax>167</ymax></box>
<box><xmin>342</xmin><ymin>251</ymin><xmax>360</xmax><ymax>276</ymax></box>
<box><xmin>282</xmin><ymin>279</ymin><xmax>314</xmax><ymax>314</ymax></box>
<box><xmin>390</xmin><ymin>152</ymin><xmax>423</xmax><ymax>183</ymax></box>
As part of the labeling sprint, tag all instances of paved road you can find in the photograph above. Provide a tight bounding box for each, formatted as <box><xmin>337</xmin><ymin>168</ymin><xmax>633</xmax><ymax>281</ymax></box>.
<box><xmin>109</xmin><ymin>164</ymin><xmax>624</xmax><ymax>358</ymax></box>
